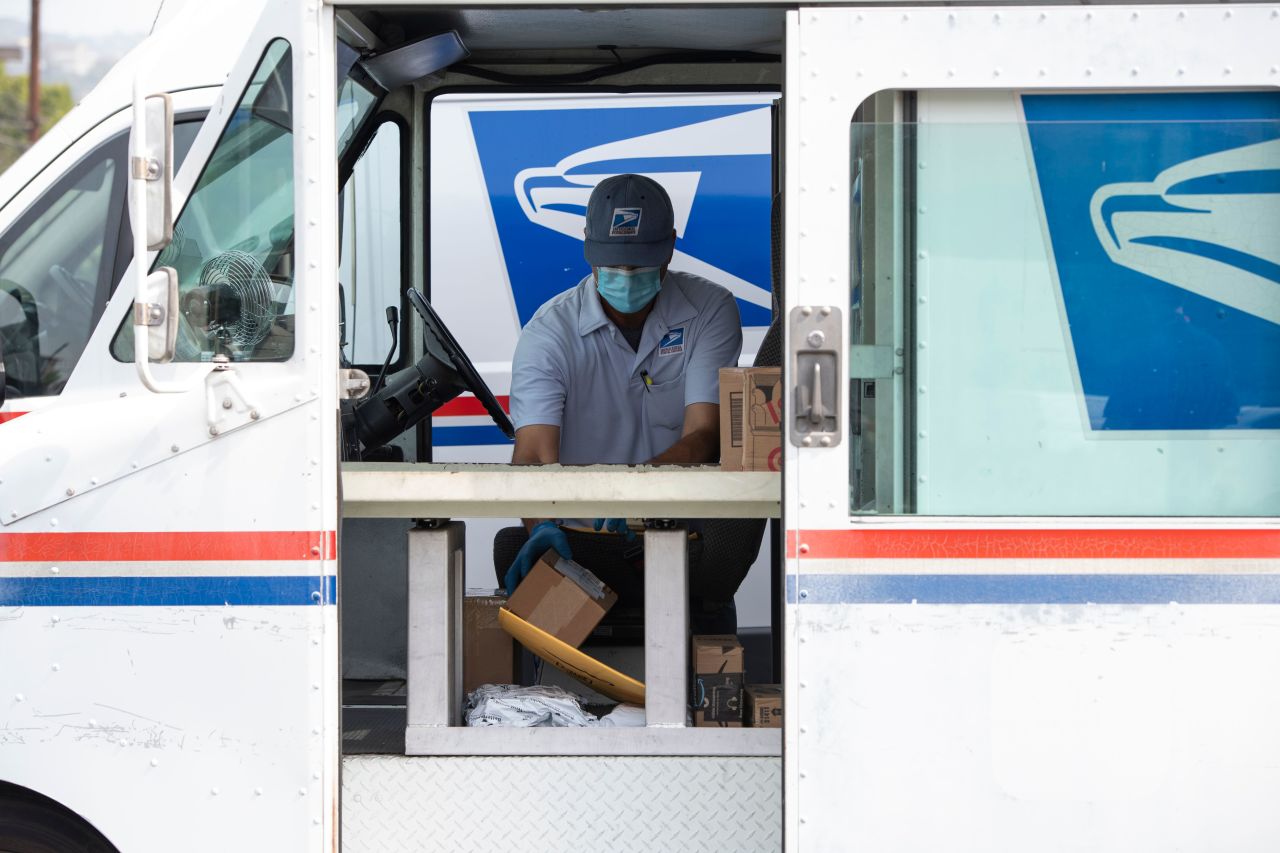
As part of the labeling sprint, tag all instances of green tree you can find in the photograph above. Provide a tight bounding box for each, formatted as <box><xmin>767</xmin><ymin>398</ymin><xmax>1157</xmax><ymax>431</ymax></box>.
<box><xmin>0</xmin><ymin>66</ymin><xmax>74</xmax><ymax>173</ymax></box>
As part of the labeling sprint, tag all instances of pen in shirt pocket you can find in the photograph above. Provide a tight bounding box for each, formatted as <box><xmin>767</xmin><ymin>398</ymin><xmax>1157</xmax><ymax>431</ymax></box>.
<box><xmin>639</xmin><ymin>370</ymin><xmax>653</xmax><ymax>392</ymax></box>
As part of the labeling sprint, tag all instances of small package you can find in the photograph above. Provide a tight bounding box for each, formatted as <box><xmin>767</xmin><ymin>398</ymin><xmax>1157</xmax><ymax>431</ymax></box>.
<box><xmin>463</xmin><ymin>589</ymin><xmax>519</xmax><ymax>693</ymax></box>
<box><xmin>505</xmin><ymin>549</ymin><xmax>618</xmax><ymax>648</ymax></box>
<box><xmin>691</xmin><ymin>634</ymin><xmax>744</xmax><ymax>727</ymax></box>
<box><xmin>745</xmin><ymin>684</ymin><xmax>783</xmax><ymax>728</ymax></box>
<box><xmin>719</xmin><ymin>367</ymin><xmax>783</xmax><ymax>472</ymax></box>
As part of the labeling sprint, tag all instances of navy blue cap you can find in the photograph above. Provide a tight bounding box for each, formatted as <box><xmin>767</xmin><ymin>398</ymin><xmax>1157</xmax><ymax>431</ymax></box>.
<box><xmin>583</xmin><ymin>174</ymin><xmax>676</xmax><ymax>267</ymax></box>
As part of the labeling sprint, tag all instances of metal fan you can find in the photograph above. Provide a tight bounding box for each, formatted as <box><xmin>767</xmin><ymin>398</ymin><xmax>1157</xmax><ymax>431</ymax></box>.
<box><xmin>197</xmin><ymin>250</ymin><xmax>276</xmax><ymax>351</ymax></box>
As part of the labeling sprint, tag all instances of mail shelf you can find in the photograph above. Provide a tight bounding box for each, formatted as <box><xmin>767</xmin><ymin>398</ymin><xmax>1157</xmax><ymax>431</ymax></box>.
<box><xmin>341</xmin><ymin>462</ymin><xmax>780</xmax><ymax>519</ymax></box>
<box><xmin>343</xmin><ymin>461</ymin><xmax>778</xmax><ymax>514</ymax></box>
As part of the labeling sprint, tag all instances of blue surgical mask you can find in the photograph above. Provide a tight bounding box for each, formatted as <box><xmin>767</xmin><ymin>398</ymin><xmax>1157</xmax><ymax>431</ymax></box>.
<box><xmin>596</xmin><ymin>266</ymin><xmax>662</xmax><ymax>314</ymax></box>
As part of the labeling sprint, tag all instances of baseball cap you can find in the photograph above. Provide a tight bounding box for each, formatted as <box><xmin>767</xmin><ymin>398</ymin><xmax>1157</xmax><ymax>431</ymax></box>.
<box><xmin>583</xmin><ymin>174</ymin><xmax>676</xmax><ymax>268</ymax></box>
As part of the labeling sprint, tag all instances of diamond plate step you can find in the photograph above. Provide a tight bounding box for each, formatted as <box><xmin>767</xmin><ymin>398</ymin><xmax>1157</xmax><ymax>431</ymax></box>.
<box><xmin>342</xmin><ymin>754</ymin><xmax>781</xmax><ymax>852</ymax></box>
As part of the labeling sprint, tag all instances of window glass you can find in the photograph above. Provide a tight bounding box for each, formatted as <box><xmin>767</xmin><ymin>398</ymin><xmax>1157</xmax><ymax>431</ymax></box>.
<box><xmin>113</xmin><ymin>39</ymin><xmax>294</xmax><ymax>362</ymax></box>
<box><xmin>339</xmin><ymin>119</ymin><xmax>401</xmax><ymax>366</ymax></box>
<box><xmin>337</xmin><ymin>74</ymin><xmax>380</xmax><ymax>156</ymax></box>
<box><xmin>0</xmin><ymin>144</ymin><xmax>123</xmax><ymax>397</ymax></box>
<box><xmin>850</xmin><ymin>91</ymin><xmax>1280</xmax><ymax>517</ymax></box>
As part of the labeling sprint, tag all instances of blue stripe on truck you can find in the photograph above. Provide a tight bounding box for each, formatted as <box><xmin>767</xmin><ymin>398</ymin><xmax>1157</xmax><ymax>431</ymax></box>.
<box><xmin>0</xmin><ymin>575</ymin><xmax>337</xmax><ymax>606</ymax></box>
<box><xmin>787</xmin><ymin>573</ymin><xmax>1280</xmax><ymax>605</ymax></box>
<box><xmin>432</xmin><ymin>424</ymin><xmax>513</xmax><ymax>446</ymax></box>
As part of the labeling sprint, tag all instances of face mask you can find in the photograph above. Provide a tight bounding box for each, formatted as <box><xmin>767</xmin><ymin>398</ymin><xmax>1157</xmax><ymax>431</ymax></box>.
<box><xmin>596</xmin><ymin>266</ymin><xmax>662</xmax><ymax>314</ymax></box>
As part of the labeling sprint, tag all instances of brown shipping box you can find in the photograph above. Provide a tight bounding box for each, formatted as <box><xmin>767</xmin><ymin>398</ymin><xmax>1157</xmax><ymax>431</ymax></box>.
<box><xmin>463</xmin><ymin>590</ymin><xmax>519</xmax><ymax>694</ymax></box>
<box><xmin>745</xmin><ymin>684</ymin><xmax>783</xmax><ymax>728</ymax></box>
<box><xmin>719</xmin><ymin>367</ymin><xmax>783</xmax><ymax>472</ymax></box>
<box><xmin>691</xmin><ymin>635</ymin><xmax>745</xmax><ymax>727</ymax></box>
<box><xmin>506</xmin><ymin>549</ymin><xmax>618</xmax><ymax>648</ymax></box>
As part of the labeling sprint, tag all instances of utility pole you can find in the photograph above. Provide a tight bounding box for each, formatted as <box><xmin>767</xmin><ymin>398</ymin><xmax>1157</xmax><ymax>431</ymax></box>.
<box><xmin>27</xmin><ymin>0</ymin><xmax>40</xmax><ymax>144</ymax></box>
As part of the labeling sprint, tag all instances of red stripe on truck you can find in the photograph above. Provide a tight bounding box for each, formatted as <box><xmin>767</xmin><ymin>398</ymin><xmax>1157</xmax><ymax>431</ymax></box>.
<box><xmin>788</xmin><ymin>528</ymin><xmax>1280</xmax><ymax>560</ymax></box>
<box><xmin>434</xmin><ymin>395</ymin><xmax>510</xmax><ymax>417</ymax></box>
<box><xmin>0</xmin><ymin>530</ymin><xmax>337</xmax><ymax>562</ymax></box>
<box><xmin>0</xmin><ymin>412</ymin><xmax>28</xmax><ymax>424</ymax></box>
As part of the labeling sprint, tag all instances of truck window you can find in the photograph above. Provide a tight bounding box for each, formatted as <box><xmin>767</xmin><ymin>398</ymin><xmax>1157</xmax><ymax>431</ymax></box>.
<box><xmin>339</xmin><ymin>118</ymin><xmax>403</xmax><ymax>368</ymax></box>
<box><xmin>338</xmin><ymin>71</ymin><xmax>381</xmax><ymax>156</ymax></box>
<box><xmin>112</xmin><ymin>39</ymin><xmax>295</xmax><ymax>363</ymax></box>
<box><xmin>850</xmin><ymin>91</ymin><xmax>1280</xmax><ymax>517</ymax></box>
<box><xmin>0</xmin><ymin>140</ymin><xmax>126</xmax><ymax>397</ymax></box>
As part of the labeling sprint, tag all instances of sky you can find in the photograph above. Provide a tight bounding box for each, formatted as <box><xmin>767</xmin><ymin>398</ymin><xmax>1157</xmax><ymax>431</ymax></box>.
<box><xmin>0</xmin><ymin>0</ymin><xmax>163</xmax><ymax>38</ymax></box>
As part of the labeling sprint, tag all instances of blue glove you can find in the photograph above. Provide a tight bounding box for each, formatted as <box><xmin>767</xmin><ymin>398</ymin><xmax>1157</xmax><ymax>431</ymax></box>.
<box><xmin>504</xmin><ymin>521</ymin><xmax>572</xmax><ymax>594</ymax></box>
<box><xmin>593</xmin><ymin>517</ymin><xmax>637</xmax><ymax>542</ymax></box>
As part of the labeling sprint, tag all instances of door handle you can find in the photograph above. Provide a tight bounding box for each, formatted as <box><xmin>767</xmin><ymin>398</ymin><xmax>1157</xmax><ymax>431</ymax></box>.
<box><xmin>790</xmin><ymin>306</ymin><xmax>841</xmax><ymax>447</ymax></box>
<box><xmin>800</xmin><ymin>361</ymin><xmax>826</xmax><ymax>425</ymax></box>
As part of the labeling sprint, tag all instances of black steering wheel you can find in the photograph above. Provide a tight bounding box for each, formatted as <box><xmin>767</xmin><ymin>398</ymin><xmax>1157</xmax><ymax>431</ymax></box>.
<box><xmin>405</xmin><ymin>288</ymin><xmax>514</xmax><ymax>439</ymax></box>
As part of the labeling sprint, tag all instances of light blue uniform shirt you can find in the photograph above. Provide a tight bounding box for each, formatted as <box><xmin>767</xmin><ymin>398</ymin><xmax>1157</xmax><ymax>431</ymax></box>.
<box><xmin>511</xmin><ymin>270</ymin><xmax>743</xmax><ymax>464</ymax></box>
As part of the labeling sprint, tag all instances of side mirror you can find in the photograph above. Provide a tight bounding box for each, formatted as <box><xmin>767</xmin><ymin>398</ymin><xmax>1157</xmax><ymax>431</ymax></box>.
<box><xmin>133</xmin><ymin>266</ymin><xmax>179</xmax><ymax>363</ymax></box>
<box><xmin>129</xmin><ymin>92</ymin><xmax>174</xmax><ymax>251</ymax></box>
<box><xmin>129</xmin><ymin>81</ymin><xmax>182</xmax><ymax>391</ymax></box>
<box><xmin>358</xmin><ymin>31</ymin><xmax>469</xmax><ymax>90</ymax></box>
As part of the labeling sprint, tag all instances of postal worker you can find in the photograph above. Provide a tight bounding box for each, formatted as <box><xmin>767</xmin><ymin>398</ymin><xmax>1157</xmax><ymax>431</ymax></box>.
<box><xmin>496</xmin><ymin>173</ymin><xmax>742</xmax><ymax>628</ymax></box>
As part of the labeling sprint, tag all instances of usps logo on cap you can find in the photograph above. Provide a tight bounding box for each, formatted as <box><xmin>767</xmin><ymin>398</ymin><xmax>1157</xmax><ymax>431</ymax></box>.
<box><xmin>658</xmin><ymin>327</ymin><xmax>685</xmax><ymax>357</ymax></box>
<box><xmin>609</xmin><ymin>207</ymin><xmax>642</xmax><ymax>237</ymax></box>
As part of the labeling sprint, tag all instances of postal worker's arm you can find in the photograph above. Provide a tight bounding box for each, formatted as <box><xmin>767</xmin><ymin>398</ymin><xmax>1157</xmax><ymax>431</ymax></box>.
<box><xmin>512</xmin><ymin>424</ymin><xmax>560</xmax><ymax>532</ymax></box>
<box><xmin>510</xmin><ymin>323</ymin><xmax>567</xmax><ymax>533</ymax></box>
<box><xmin>648</xmin><ymin>403</ymin><xmax>720</xmax><ymax>464</ymax></box>
<box><xmin>648</xmin><ymin>287</ymin><xmax>743</xmax><ymax>465</ymax></box>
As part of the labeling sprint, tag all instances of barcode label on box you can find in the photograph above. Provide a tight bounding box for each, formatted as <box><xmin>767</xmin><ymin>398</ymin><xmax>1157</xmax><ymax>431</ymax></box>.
<box><xmin>730</xmin><ymin>391</ymin><xmax>743</xmax><ymax>447</ymax></box>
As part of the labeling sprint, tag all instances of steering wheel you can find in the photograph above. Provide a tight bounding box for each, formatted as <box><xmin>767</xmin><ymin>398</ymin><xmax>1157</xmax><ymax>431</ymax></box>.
<box><xmin>405</xmin><ymin>288</ymin><xmax>514</xmax><ymax>439</ymax></box>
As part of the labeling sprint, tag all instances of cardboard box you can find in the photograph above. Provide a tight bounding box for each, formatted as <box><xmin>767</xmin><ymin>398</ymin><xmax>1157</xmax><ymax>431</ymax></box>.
<box><xmin>719</xmin><ymin>367</ymin><xmax>783</xmax><ymax>472</ymax></box>
<box><xmin>691</xmin><ymin>634</ymin><xmax>745</xmax><ymax>727</ymax></box>
<box><xmin>463</xmin><ymin>589</ymin><xmax>519</xmax><ymax>694</ymax></box>
<box><xmin>745</xmin><ymin>684</ymin><xmax>783</xmax><ymax>728</ymax></box>
<box><xmin>505</xmin><ymin>549</ymin><xmax>618</xmax><ymax>648</ymax></box>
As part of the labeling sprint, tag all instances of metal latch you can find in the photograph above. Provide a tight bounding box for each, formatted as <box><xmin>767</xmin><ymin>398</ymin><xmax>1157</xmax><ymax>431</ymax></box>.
<box><xmin>130</xmin><ymin>156</ymin><xmax>162</xmax><ymax>181</ymax></box>
<box><xmin>132</xmin><ymin>301</ymin><xmax>166</xmax><ymax>327</ymax></box>
<box><xmin>790</xmin><ymin>305</ymin><xmax>842</xmax><ymax>447</ymax></box>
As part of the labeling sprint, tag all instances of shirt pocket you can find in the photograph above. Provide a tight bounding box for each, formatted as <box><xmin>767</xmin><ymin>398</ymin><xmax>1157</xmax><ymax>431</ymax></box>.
<box><xmin>644</xmin><ymin>376</ymin><xmax>686</xmax><ymax>433</ymax></box>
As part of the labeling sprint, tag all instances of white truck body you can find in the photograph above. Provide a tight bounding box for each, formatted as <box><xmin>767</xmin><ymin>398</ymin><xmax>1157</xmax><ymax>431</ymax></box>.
<box><xmin>0</xmin><ymin>2</ymin><xmax>1276</xmax><ymax>852</ymax></box>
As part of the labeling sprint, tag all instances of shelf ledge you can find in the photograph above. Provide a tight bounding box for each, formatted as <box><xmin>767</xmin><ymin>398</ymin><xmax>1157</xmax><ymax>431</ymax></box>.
<box><xmin>342</xmin><ymin>462</ymin><xmax>780</xmax><ymax>519</ymax></box>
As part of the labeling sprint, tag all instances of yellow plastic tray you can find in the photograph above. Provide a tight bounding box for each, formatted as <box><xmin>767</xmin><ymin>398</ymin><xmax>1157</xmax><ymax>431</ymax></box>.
<box><xmin>498</xmin><ymin>607</ymin><xmax>646</xmax><ymax>705</ymax></box>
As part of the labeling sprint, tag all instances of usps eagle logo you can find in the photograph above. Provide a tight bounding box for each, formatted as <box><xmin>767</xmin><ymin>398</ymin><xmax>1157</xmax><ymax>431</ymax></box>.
<box><xmin>1023</xmin><ymin>92</ymin><xmax>1280</xmax><ymax>431</ymax></box>
<box><xmin>470</xmin><ymin>100</ymin><xmax>775</xmax><ymax>326</ymax></box>
<box><xmin>1089</xmin><ymin>138</ymin><xmax>1280</xmax><ymax>327</ymax></box>
<box><xmin>659</xmin><ymin>327</ymin><xmax>685</xmax><ymax>356</ymax></box>
<box><xmin>610</xmin><ymin>208</ymin><xmax>642</xmax><ymax>236</ymax></box>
